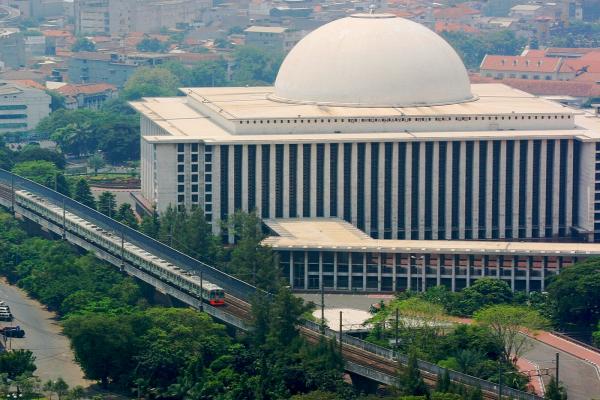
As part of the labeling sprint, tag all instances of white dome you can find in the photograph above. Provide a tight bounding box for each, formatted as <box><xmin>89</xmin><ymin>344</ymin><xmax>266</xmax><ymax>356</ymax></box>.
<box><xmin>271</xmin><ymin>14</ymin><xmax>475</xmax><ymax>107</ymax></box>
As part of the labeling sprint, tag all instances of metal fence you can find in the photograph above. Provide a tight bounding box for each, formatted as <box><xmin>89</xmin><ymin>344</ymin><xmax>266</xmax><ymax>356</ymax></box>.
<box><xmin>0</xmin><ymin>169</ymin><xmax>542</xmax><ymax>400</ymax></box>
<box><xmin>0</xmin><ymin>169</ymin><xmax>258</xmax><ymax>302</ymax></box>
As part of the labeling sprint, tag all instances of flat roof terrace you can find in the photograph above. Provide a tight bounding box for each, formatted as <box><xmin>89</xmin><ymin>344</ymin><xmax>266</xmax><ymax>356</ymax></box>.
<box><xmin>262</xmin><ymin>218</ymin><xmax>600</xmax><ymax>257</ymax></box>
<box><xmin>180</xmin><ymin>83</ymin><xmax>572</xmax><ymax>120</ymax></box>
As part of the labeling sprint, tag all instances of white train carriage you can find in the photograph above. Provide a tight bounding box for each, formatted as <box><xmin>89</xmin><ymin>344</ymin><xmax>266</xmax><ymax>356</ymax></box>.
<box><xmin>14</xmin><ymin>191</ymin><xmax>226</xmax><ymax>306</ymax></box>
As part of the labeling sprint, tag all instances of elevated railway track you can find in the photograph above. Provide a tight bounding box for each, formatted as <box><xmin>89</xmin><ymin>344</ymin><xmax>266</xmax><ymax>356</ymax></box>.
<box><xmin>0</xmin><ymin>169</ymin><xmax>540</xmax><ymax>400</ymax></box>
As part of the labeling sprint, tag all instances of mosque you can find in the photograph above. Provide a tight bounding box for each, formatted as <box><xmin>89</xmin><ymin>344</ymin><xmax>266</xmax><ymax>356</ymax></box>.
<box><xmin>132</xmin><ymin>14</ymin><xmax>600</xmax><ymax>292</ymax></box>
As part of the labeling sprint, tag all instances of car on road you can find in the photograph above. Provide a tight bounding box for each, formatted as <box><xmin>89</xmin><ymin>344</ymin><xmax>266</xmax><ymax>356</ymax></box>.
<box><xmin>0</xmin><ymin>326</ymin><xmax>24</xmax><ymax>338</ymax></box>
<box><xmin>0</xmin><ymin>312</ymin><xmax>12</xmax><ymax>321</ymax></box>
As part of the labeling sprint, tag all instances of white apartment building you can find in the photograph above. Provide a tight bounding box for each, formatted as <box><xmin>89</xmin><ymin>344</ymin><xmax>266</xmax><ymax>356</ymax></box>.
<box><xmin>0</xmin><ymin>81</ymin><xmax>50</xmax><ymax>134</ymax></box>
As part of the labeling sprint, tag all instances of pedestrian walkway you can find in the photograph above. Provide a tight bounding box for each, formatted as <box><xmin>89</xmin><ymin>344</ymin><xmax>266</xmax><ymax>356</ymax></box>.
<box><xmin>533</xmin><ymin>331</ymin><xmax>600</xmax><ymax>371</ymax></box>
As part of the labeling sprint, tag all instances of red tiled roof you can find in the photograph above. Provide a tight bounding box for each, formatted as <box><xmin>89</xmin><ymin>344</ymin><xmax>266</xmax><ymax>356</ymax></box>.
<box><xmin>480</xmin><ymin>55</ymin><xmax>562</xmax><ymax>73</ymax></box>
<box><xmin>546</xmin><ymin>47</ymin><xmax>600</xmax><ymax>56</ymax></box>
<box><xmin>471</xmin><ymin>75</ymin><xmax>600</xmax><ymax>98</ymax></box>
<box><xmin>433</xmin><ymin>5</ymin><xmax>480</xmax><ymax>19</ymax></box>
<box><xmin>561</xmin><ymin>51</ymin><xmax>600</xmax><ymax>73</ymax></box>
<box><xmin>8</xmin><ymin>80</ymin><xmax>45</xmax><ymax>90</ymax></box>
<box><xmin>522</xmin><ymin>49</ymin><xmax>547</xmax><ymax>57</ymax></box>
<box><xmin>41</xmin><ymin>29</ymin><xmax>73</xmax><ymax>38</ymax></box>
<box><xmin>435</xmin><ymin>21</ymin><xmax>478</xmax><ymax>33</ymax></box>
<box><xmin>56</xmin><ymin>83</ymin><xmax>117</xmax><ymax>96</ymax></box>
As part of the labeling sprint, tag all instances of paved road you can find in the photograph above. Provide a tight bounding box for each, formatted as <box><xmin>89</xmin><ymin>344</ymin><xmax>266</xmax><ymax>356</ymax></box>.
<box><xmin>522</xmin><ymin>335</ymin><xmax>600</xmax><ymax>400</ymax></box>
<box><xmin>0</xmin><ymin>280</ymin><xmax>91</xmax><ymax>388</ymax></box>
<box><xmin>299</xmin><ymin>292</ymin><xmax>600</xmax><ymax>399</ymax></box>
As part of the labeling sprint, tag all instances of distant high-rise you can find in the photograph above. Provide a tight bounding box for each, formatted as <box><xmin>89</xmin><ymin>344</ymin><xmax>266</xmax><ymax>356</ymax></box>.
<box><xmin>74</xmin><ymin>0</ymin><xmax>211</xmax><ymax>36</ymax></box>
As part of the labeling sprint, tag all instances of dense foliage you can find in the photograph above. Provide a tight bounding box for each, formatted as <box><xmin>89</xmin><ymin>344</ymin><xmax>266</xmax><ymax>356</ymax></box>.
<box><xmin>0</xmin><ymin>210</ymin><xmax>355</xmax><ymax>399</ymax></box>
<box><xmin>441</xmin><ymin>30</ymin><xmax>526</xmax><ymax>70</ymax></box>
<box><xmin>36</xmin><ymin>105</ymin><xmax>139</xmax><ymax>163</ymax></box>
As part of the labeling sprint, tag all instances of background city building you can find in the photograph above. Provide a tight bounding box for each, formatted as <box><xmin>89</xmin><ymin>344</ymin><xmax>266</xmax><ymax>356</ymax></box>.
<box><xmin>0</xmin><ymin>80</ymin><xmax>50</xmax><ymax>133</ymax></box>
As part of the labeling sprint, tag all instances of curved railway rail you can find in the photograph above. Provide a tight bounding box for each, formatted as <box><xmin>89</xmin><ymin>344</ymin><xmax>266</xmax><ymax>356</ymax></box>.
<box><xmin>0</xmin><ymin>169</ymin><xmax>541</xmax><ymax>400</ymax></box>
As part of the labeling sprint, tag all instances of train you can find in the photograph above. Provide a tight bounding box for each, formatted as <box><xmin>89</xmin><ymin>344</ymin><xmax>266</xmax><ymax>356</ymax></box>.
<box><xmin>15</xmin><ymin>190</ymin><xmax>226</xmax><ymax>306</ymax></box>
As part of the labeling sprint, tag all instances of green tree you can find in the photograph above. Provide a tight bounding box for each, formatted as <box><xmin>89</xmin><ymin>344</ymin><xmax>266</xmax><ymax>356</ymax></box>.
<box><xmin>116</xmin><ymin>203</ymin><xmax>138</xmax><ymax>229</ymax></box>
<box><xmin>455</xmin><ymin>278</ymin><xmax>513</xmax><ymax>316</ymax></box>
<box><xmin>136</xmin><ymin>37</ymin><xmax>168</xmax><ymax>53</ymax></box>
<box><xmin>12</xmin><ymin>160</ymin><xmax>69</xmax><ymax>195</ymax></box>
<box><xmin>474</xmin><ymin>305</ymin><xmax>548</xmax><ymax>363</ymax></box>
<box><xmin>227</xmin><ymin>210</ymin><xmax>281</xmax><ymax>292</ymax></box>
<box><xmin>73</xmin><ymin>178</ymin><xmax>96</xmax><ymax>209</ymax></box>
<box><xmin>63</xmin><ymin>313</ymin><xmax>141</xmax><ymax>387</ymax></box>
<box><xmin>97</xmin><ymin>191</ymin><xmax>117</xmax><ymax>218</ymax></box>
<box><xmin>45</xmin><ymin>378</ymin><xmax>69</xmax><ymax>400</ymax></box>
<box><xmin>140</xmin><ymin>209</ymin><xmax>160</xmax><ymax>238</ymax></box>
<box><xmin>15</xmin><ymin>145</ymin><xmax>66</xmax><ymax>169</ymax></box>
<box><xmin>231</xmin><ymin>46</ymin><xmax>283</xmax><ymax>85</ymax></box>
<box><xmin>0</xmin><ymin>350</ymin><xmax>36</xmax><ymax>380</ymax></box>
<box><xmin>545</xmin><ymin>376</ymin><xmax>567</xmax><ymax>400</ymax></box>
<box><xmin>87</xmin><ymin>153</ymin><xmax>105</xmax><ymax>175</ymax></box>
<box><xmin>71</xmin><ymin>37</ymin><xmax>96</xmax><ymax>52</ymax></box>
<box><xmin>547</xmin><ymin>258</ymin><xmax>600</xmax><ymax>331</ymax></box>
<box><xmin>190</xmin><ymin>60</ymin><xmax>227</xmax><ymax>87</ymax></box>
<box><xmin>51</xmin><ymin>122</ymin><xmax>97</xmax><ymax>156</ymax></box>
<box><xmin>121</xmin><ymin>67</ymin><xmax>180</xmax><ymax>101</ymax></box>
<box><xmin>182</xmin><ymin>206</ymin><xmax>221</xmax><ymax>264</ymax></box>
<box><xmin>397</xmin><ymin>350</ymin><xmax>429</xmax><ymax>397</ymax></box>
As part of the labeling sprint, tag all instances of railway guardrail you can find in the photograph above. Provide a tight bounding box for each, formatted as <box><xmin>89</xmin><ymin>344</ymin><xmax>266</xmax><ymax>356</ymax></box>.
<box><xmin>0</xmin><ymin>169</ymin><xmax>542</xmax><ymax>400</ymax></box>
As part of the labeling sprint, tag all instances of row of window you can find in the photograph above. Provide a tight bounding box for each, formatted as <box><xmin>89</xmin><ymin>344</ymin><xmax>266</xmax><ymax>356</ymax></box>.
<box><xmin>213</xmin><ymin>139</ymin><xmax>576</xmax><ymax>241</ymax></box>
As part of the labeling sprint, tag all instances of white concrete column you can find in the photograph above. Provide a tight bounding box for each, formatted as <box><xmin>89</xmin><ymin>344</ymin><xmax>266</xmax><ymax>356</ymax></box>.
<box><xmin>499</xmin><ymin>140</ymin><xmax>507</xmax><ymax>238</ymax></box>
<box><xmin>392</xmin><ymin>253</ymin><xmax>397</xmax><ymax>292</ymax></box>
<box><xmin>319</xmin><ymin>252</ymin><xmax>323</xmax><ymax>289</ymax></box>
<box><xmin>227</xmin><ymin>147</ymin><xmax>235</xmax><ymax>242</ymax></box>
<box><xmin>362</xmin><ymin>253</ymin><xmax>367</xmax><ymax>291</ymax></box>
<box><xmin>212</xmin><ymin>145</ymin><xmax>221</xmax><ymax>235</ymax></box>
<box><xmin>378</xmin><ymin>142</ymin><xmax>385</xmax><ymax>237</ymax></box>
<box><xmin>377</xmin><ymin>253</ymin><xmax>382</xmax><ymax>291</ymax></box>
<box><xmin>337</xmin><ymin>144</ymin><xmax>344</xmax><ymax>219</ymax></box>
<box><xmin>526</xmin><ymin>256</ymin><xmax>531</xmax><ymax>293</ymax></box>
<box><xmin>466</xmin><ymin>255</ymin><xmax>471</xmax><ymax>288</ymax></box>
<box><xmin>526</xmin><ymin>140</ymin><xmax>534</xmax><ymax>237</ymax></box>
<box><xmin>511</xmin><ymin>257</ymin><xmax>516</xmax><ymax>291</ymax></box>
<box><xmin>296</xmin><ymin>144</ymin><xmax>303</xmax><ymax>217</ymax></box>
<box><xmin>283</xmin><ymin>144</ymin><xmax>290</xmax><ymax>217</ymax></box>
<box><xmin>552</xmin><ymin>141</ymin><xmax>561</xmax><ymax>236</ymax></box>
<box><xmin>432</xmin><ymin>142</ymin><xmax>440</xmax><ymax>239</ymax></box>
<box><xmin>310</xmin><ymin>143</ymin><xmax>317</xmax><ymax>217</ymax></box>
<box><xmin>242</xmin><ymin>145</ymin><xmax>249</xmax><ymax>212</ymax></box>
<box><xmin>541</xmin><ymin>257</ymin><xmax>547</xmax><ymax>291</ymax></box>
<box><xmin>418</xmin><ymin>142</ymin><xmax>426</xmax><ymax>239</ymax></box>
<box><xmin>539</xmin><ymin>140</ymin><xmax>547</xmax><ymax>237</ymax></box>
<box><xmin>324</xmin><ymin>143</ymin><xmax>331</xmax><ymax>217</ymax></box>
<box><xmin>333</xmin><ymin>252</ymin><xmax>338</xmax><ymax>290</ymax></box>
<box><xmin>459</xmin><ymin>141</ymin><xmax>466</xmax><ymax>239</ymax></box>
<box><xmin>512</xmin><ymin>140</ymin><xmax>520</xmax><ymax>239</ymax></box>
<box><xmin>289</xmin><ymin>252</ymin><xmax>294</xmax><ymax>288</ymax></box>
<box><xmin>445</xmin><ymin>142</ymin><xmax>453</xmax><ymax>240</ymax></box>
<box><xmin>472</xmin><ymin>141</ymin><xmax>480</xmax><ymax>239</ymax></box>
<box><xmin>566</xmin><ymin>139</ymin><xmax>574</xmax><ymax>230</ymax></box>
<box><xmin>405</xmin><ymin>142</ymin><xmax>413</xmax><ymax>239</ymax></box>
<box><xmin>436</xmin><ymin>255</ymin><xmax>441</xmax><ymax>286</ymax></box>
<box><xmin>304</xmin><ymin>251</ymin><xmax>308</xmax><ymax>290</ymax></box>
<box><xmin>269</xmin><ymin>144</ymin><xmax>276</xmax><ymax>218</ymax></box>
<box><xmin>351</xmin><ymin>143</ymin><xmax>358</xmax><ymax>225</ymax></box>
<box><xmin>485</xmin><ymin>141</ymin><xmax>494</xmax><ymax>238</ymax></box>
<box><xmin>365</xmin><ymin>143</ymin><xmax>372</xmax><ymax>235</ymax></box>
<box><xmin>451</xmin><ymin>255</ymin><xmax>456</xmax><ymax>292</ymax></box>
<box><xmin>255</xmin><ymin>145</ymin><xmax>262</xmax><ymax>217</ymax></box>
<box><xmin>391</xmin><ymin>142</ymin><xmax>399</xmax><ymax>238</ymax></box>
